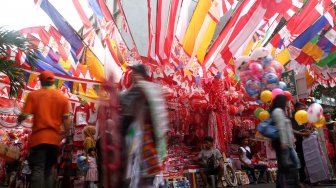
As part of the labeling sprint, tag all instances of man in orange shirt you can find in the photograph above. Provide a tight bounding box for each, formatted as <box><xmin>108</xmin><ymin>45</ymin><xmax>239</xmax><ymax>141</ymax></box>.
<box><xmin>17</xmin><ymin>71</ymin><xmax>71</xmax><ymax>188</ymax></box>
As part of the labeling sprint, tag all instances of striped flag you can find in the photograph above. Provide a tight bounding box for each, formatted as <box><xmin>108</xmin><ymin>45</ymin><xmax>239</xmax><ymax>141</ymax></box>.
<box><xmin>155</xmin><ymin>0</ymin><xmax>171</xmax><ymax>61</ymax></box>
<box><xmin>269</xmin><ymin>0</ymin><xmax>334</xmax><ymax>52</ymax></box>
<box><xmin>204</xmin><ymin>0</ymin><xmax>304</xmax><ymax>70</ymax></box>
<box><xmin>37</xmin><ymin>0</ymin><xmax>84</xmax><ymax>59</ymax></box>
<box><xmin>282</xmin><ymin>8</ymin><xmax>335</xmax><ymax>65</ymax></box>
<box><xmin>186</xmin><ymin>0</ymin><xmax>235</xmax><ymax>68</ymax></box>
<box><xmin>182</xmin><ymin>0</ymin><xmax>212</xmax><ymax>57</ymax></box>
<box><xmin>163</xmin><ymin>0</ymin><xmax>182</xmax><ymax>60</ymax></box>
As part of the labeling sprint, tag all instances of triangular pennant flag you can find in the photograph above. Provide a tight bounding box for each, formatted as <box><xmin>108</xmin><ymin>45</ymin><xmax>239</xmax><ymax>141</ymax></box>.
<box><xmin>76</xmin><ymin>85</ymin><xmax>80</xmax><ymax>95</ymax></box>
<box><xmin>81</xmin><ymin>83</ymin><xmax>87</xmax><ymax>94</ymax></box>
<box><xmin>54</xmin><ymin>79</ymin><xmax>59</xmax><ymax>88</ymax></box>
<box><xmin>59</xmin><ymin>58</ymin><xmax>72</xmax><ymax>73</ymax></box>
<box><xmin>16</xmin><ymin>90</ymin><xmax>23</xmax><ymax>100</ymax></box>
<box><xmin>89</xmin><ymin>102</ymin><xmax>95</xmax><ymax>111</ymax></box>
<box><xmin>24</xmin><ymin>72</ymin><xmax>30</xmax><ymax>83</ymax></box>
<box><xmin>86</xmin><ymin>87</ymin><xmax>98</xmax><ymax>99</ymax></box>
<box><xmin>28</xmin><ymin>74</ymin><xmax>38</xmax><ymax>85</ymax></box>
<box><xmin>58</xmin><ymin>80</ymin><xmax>65</xmax><ymax>89</ymax></box>
<box><xmin>72</xmin><ymin>82</ymin><xmax>79</xmax><ymax>94</ymax></box>
<box><xmin>93</xmin><ymin>84</ymin><xmax>99</xmax><ymax>94</ymax></box>
<box><xmin>86</xmin><ymin>83</ymin><xmax>93</xmax><ymax>94</ymax></box>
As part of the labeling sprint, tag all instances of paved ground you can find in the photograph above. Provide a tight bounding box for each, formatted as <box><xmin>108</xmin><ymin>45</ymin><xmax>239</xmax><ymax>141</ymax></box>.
<box><xmin>236</xmin><ymin>183</ymin><xmax>336</xmax><ymax>188</ymax></box>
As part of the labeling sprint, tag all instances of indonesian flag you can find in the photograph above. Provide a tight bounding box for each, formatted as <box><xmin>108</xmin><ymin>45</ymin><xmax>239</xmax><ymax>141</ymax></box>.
<box><xmin>163</xmin><ymin>0</ymin><xmax>182</xmax><ymax>61</ymax></box>
<box><xmin>155</xmin><ymin>0</ymin><xmax>171</xmax><ymax>61</ymax></box>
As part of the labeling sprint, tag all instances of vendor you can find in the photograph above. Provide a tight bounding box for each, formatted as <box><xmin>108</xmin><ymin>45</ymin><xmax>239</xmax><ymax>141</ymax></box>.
<box><xmin>239</xmin><ymin>137</ymin><xmax>267</xmax><ymax>184</ymax></box>
<box><xmin>194</xmin><ymin>136</ymin><xmax>224</xmax><ymax>188</ymax></box>
<box><xmin>325</xmin><ymin>112</ymin><xmax>336</xmax><ymax>149</ymax></box>
<box><xmin>291</xmin><ymin>102</ymin><xmax>311</xmax><ymax>183</ymax></box>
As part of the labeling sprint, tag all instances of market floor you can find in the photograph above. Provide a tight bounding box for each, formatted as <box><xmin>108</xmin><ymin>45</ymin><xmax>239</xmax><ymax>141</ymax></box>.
<box><xmin>237</xmin><ymin>183</ymin><xmax>336</xmax><ymax>188</ymax></box>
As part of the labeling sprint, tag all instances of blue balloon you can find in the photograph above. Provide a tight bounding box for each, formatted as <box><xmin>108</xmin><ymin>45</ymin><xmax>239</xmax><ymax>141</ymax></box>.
<box><xmin>262</xmin><ymin>55</ymin><xmax>273</xmax><ymax>66</ymax></box>
<box><xmin>262</xmin><ymin>72</ymin><xmax>279</xmax><ymax>85</ymax></box>
<box><xmin>278</xmin><ymin>81</ymin><xmax>287</xmax><ymax>90</ymax></box>
<box><xmin>245</xmin><ymin>79</ymin><xmax>262</xmax><ymax>97</ymax></box>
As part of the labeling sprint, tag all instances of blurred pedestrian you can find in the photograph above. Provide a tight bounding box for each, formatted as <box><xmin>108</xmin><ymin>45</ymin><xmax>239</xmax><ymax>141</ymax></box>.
<box><xmin>270</xmin><ymin>94</ymin><xmax>301</xmax><ymax>188</ymax></box>
<box><xmin>121</xmin><ymin>64</ymin><xmax>168</xmax><ymax>188</ymax></box>
<box><xmin>17</xmin><ymin>71</ymin><xmax>71</xmax><ymax>188</ymax></box>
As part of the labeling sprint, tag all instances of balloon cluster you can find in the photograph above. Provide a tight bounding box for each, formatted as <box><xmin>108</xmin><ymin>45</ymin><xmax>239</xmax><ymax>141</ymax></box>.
<box><xmin>294</xmin><ymin>103</ymin><xmax>325</xmax><ymax>127</ymax></box>
<box><xmin>235</xmin><ymin>48</ymin><xmax>288</xmax><ymax>101</ymax></box>
<box><xmin>254</xmin><ymin>107</ymin><xmax>270</xmax><ymax>121</ymax></box>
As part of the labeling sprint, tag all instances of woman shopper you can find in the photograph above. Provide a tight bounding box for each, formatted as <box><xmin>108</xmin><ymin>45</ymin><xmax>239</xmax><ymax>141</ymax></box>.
<box><xmin>270</xmin><ymin>94</ymin><xmax>301</xmax><ymax>188</ymax></box>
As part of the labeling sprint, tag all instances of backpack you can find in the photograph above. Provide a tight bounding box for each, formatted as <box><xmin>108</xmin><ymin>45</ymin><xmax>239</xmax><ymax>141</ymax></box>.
<box><xmin>245</xmin><ymin>148</ymin><xmax>252</xmax><ymax>160</ymax></box>
<box><xmin>77</xmin><ymin>155</ymin><xmax>89</xmax><ymax>172</ymax></box>
<box><xmin>207</xmin><ymin>154</ymin><xmax>216</xmax><ymax>170</ymax></box>
<box><xmin>257</xmin><ymin>118</ymin><xmax>279</xmax><ymax>140</ymax></box>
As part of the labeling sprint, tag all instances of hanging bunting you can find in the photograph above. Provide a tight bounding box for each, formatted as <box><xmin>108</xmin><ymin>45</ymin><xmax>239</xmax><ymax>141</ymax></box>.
<box><xmin>57</xmin><ymin>80</ymin><xmax>65</xmax><ymax>89</ymax></box>
<box><xmin>93</xmin><ymin>84</ymin><xmax>99</xmax><ymax>94</ymax></box>
<box><xmin>72</xmin><ymin>82</ymin><xmax>80</xmax><ymax>94</ymax></box>
<box><xmin>81</xmin><ymin>83</ymin><xmax>87</xmax><ymax>94</ymax></box>
<box><xmin>24</xmin><ymin>72</ymin><xmax>30</xmax><ymax>84</ymax></box>
<box><xmin>54</xmin><ymin>79</ymin><xmax>59</xmax><ymax>88</ymax></box>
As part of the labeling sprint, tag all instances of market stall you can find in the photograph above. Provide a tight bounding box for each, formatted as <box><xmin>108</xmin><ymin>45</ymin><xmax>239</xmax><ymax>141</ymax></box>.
<box><xmin>0</xmin><ymin>0</ymin><xmax>336</xmax><ymax>187</ymax></box>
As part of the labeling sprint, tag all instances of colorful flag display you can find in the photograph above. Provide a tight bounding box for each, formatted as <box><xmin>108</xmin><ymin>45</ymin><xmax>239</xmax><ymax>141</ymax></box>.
<box><xmin>4</xmin><ymin>0</ymin><xmax>335</xmax><ymax>100</ymax></box>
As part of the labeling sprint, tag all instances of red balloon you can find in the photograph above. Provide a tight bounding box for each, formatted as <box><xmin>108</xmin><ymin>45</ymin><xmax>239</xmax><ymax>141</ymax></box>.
<box><xmin>284</xmin><ymin>91</ymin><xmax>292</xmax><ymax>101</ymax></box>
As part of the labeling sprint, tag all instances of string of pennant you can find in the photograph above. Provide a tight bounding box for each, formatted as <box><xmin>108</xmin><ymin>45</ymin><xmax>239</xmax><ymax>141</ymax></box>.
<box><xmin>23</xmin><ymin>71</ymin><xmax>101</xmax><ymax>98</ymax></box>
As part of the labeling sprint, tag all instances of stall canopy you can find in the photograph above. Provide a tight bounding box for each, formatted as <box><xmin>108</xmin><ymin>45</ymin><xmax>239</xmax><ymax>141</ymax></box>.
<box><xmin>2</xmin><ymin>0</ymin><xmax>336</xmax><ymax>101</ymax></box>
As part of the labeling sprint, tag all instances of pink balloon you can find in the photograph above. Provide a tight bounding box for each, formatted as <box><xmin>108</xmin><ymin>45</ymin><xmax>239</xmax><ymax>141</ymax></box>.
<box><xmin>270</xmin><ymin>61</ymin><xmax>284</xmax><ymax>76</ymax></box>
<box><xmin>249</xmin><ymin>62</ymin><xmax>264</xmax><ymax>78</ymax></box>
<box><xmin>272</xmin><ymin>88</ymin><xmax>284</xmax><ymax>99</ymax></box>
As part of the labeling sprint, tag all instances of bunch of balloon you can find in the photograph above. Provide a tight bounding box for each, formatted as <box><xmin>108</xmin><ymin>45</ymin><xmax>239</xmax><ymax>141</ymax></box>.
<box><xmin>254</xmin><ymin>107</ymin><xmax>270</xmax><ymax>121</ymax></box>
<box><xmin>294</xmin><ymin>110</ymin><xmax>308</xmax><ymax>125</ymax></box>
<box><xmin>294</xmin><ymin>103</ymin><xmax>325</xmax><ymax>127</ymax></box>
<box><xmin>235</xmin><ymin>47</ymin><xmax>289</xmax><ymax>102</ymax></box>
<box><xmin>307</xmin><ymin>103</ymin><xmax>325</xmax><ymax>128</ymax></box>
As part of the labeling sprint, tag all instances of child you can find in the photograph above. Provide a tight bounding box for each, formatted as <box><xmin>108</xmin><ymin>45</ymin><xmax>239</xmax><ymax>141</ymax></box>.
<box><xmin>86</xmin><ymin>147</ymin><xmax>98</xmax><ymax>188</ymax></box>
<box><xmin>83</xmin><ymin>126</ymin><xmax>96</xmax><ymax>153</ymax></box>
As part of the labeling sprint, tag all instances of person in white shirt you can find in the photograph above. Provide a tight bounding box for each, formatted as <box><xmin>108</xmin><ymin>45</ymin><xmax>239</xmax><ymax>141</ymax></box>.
<box><xmin>239</xmin><ymin>137</ymin><xmax>267</xmax><ymax>184</ymax></box>
<box><xmin>195</xmin><ymin>136</ymin><xmax>224</xmax><ymax>188</ymax></box>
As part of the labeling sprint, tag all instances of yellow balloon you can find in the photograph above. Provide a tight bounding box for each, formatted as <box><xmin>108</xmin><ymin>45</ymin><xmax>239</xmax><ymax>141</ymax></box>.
<box><xmin>260</xmin><ymin>90</ymin><xmax>272</xmax><ymax>103</ymax></box>
<box><xmin>313</xmin><ymin>116</ymin><xmax>325</xmax><ymax>128</ymax></box>
<box><xmin>295</xmin><ymin>110</ymin><xmax>308</xmax><ymax>125</ymax></box>
<box><xmin>258</xmin><ymin>110</ymin><xmax>270</xmax><ymax>121</ymax></box>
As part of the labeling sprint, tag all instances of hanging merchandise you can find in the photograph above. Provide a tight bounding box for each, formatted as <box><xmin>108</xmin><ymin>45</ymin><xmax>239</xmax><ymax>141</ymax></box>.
<box><xmin>73</xmin><ymin>100</ymin><xmax>90</xmax><ymax>147</ymax></box>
